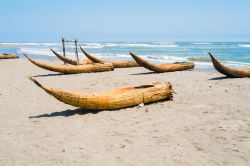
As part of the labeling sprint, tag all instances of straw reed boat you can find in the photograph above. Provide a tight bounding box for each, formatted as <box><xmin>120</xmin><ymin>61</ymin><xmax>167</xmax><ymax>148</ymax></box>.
<box><xmin>80</xmin><ymin>47</ymin><xmax>139</xmax><ymax>68</ymax></box>
<box><xmin>51</xmin><ymin>49</ymin><xmax>93</xmax><ymax>65</ymax></box>
<box><xmin>0</xmin><ymin>54</ymin><xmax>19</xmax><ymax>59</ymax></box>
<box><xmin>129</xmin><ymin>52</ymin><xmax>195</xmax><ymax>72</ymax></box>
<box><xmin>209</xmin><ymin>52</ymin><xmax>250</xmax><ymax>78</ymax></box>
<box><xmin>24</xmin><ymin>53</ymin><xmax>114</xmax><ymax>74</ymax></box>
<box><xmin>29</xmin><ymin>77</ymin><xmax>173</xmax><ymax>110</ymax></box>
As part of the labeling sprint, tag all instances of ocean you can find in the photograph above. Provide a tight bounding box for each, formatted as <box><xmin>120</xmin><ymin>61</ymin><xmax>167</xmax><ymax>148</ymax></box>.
<box><xmin>1</xmin><ymin>42</ymin><xmax>250</xmax><ymax>70</ymax></box>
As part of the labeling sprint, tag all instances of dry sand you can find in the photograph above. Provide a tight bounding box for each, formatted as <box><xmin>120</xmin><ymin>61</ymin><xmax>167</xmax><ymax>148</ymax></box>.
<box><xmin>0</xmin><ymin>59</ymin><xmax>250</xmax><ymax>166</ymax></box>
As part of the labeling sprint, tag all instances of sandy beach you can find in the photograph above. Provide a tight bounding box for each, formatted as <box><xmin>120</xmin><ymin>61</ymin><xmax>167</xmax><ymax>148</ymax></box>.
<box><xmin>0</xmin><ymin>58</ymin><xmax>249</xmax><ymax>166</ymax></box>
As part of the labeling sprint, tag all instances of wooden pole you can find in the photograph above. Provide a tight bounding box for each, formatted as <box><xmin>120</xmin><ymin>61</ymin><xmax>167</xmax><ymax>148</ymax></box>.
<box><xmin>74</xmin><ymin>39</ymin><xmax>80</xmax><ymax>65</ymax></box>
<box><xmin>62</xmin><ymin>38</ymin><xmax>66</xmax><ymax>64</ymax></box>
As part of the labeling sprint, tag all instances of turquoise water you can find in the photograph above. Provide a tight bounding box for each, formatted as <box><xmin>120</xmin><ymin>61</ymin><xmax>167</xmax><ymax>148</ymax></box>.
<box><xmin>1</xmin><ymin>42</ymin><xmax>250</xmax><ymax>69</ymax></box>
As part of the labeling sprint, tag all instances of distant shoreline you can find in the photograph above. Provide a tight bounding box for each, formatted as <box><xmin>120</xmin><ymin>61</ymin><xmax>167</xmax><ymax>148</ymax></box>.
<box><xmin>0</xmin><ymin>43</ymin><xmax>18</xmax><ymax>47</ymax></box>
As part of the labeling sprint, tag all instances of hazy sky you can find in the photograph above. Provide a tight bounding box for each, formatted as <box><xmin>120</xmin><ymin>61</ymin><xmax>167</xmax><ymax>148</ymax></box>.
<box><xmin>1</xmin><ymin>0</ymin><xmax>250</xmax><ymax>41</ymax></box>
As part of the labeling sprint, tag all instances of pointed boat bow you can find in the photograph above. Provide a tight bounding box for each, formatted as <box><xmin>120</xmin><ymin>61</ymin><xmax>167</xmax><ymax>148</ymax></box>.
<box><xmin>209</xmin><ymin>52</ymin><xmax>250</xmax><ymax>78</ymax></box>
<box><xmin>80</xmin><ymin>47</ymin><xmax>106</xmax><ymax>63</ymax></box>
<box><xmin>129</xmin><ymin>52</ymin><xmax>160</xmax><ymax>71</ymax></box>
<box><xmin>129</xmin><ymin>52</ymin><xmax>194</xmax><ymax>72</ymax></box>
<box><xmin>51</xmin><ymin>49</ymin><xmax>93</xmax><ymax>65</ymax></box>
<box><xmin>51</xmin><ymin>49</ymin><xmax>77</xmax><ymax>65</ymax></box>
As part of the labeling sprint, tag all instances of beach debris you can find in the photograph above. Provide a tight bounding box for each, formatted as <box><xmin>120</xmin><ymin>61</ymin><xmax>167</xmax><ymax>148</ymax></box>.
<box><xmin>28</xmin><ymin>77</ymin><xmax>174</xmax><ymax>111</ymax></box>
<box><xmin>120</xmin><ymin>144</ymin><xmax>126</xmax><ymax>148</ymax></box>
<box><xmin>138</xmin><ymin>103</ymin><xmax>144</xmax><ymax>107</ymax></box>
<box><xmin>80</xmin><ymin>47</ymin><xmax>139</xmax><ymax>68</ymax></box>
<box><xmin>129</xmin><ymin>52</ymin><xmax>195</xmax><ymax>72</ymax></box>
<box><xmin>24</xmin><ymin>53</ymin><xmax>114</xmax><ymax>74</ymax></box>
<box><xmin>209</xmin><ymin>52</ymin><xmax>250</xmax><ymax>78</ymax></box>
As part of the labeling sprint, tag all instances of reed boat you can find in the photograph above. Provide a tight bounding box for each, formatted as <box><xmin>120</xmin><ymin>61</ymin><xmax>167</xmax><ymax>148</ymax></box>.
<box><xmin>80</xmin><ymin>47</ymin><xmax>139</xmax><ymax>68</ymax></box>
<box><xmin>51</xmin><ymin>49</ymin><xmax>93</xmax><ymax>65</ymax></box>
<box><xmin>24</xmin><ymin>53</ymin><xmax>114</xmax><ymax>74</ymax></box>
<box><xmin>0</xmin><ymin>54</ymin><xmax>19</xmax><ymax>59</ymax></box>
<box><xmin>129</xmin><ymin>52</ymin><xmax>195</xmax><ymax>73</ymax></box>
<box><xmin>29</xmin><ymin>77</ymin><xmax>173</xmax><ymax>110</ymax></box>
<box><xmin>209</xmin><ymin>52</ymin><xmax>250</xmax><ymax>78</ymax></box>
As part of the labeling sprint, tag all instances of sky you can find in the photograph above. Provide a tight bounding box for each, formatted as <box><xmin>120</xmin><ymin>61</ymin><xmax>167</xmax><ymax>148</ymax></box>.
<box><xmin>0</xmin><ymin>0</ymin><xmax>250</xmax><ymax>42</ymax></box>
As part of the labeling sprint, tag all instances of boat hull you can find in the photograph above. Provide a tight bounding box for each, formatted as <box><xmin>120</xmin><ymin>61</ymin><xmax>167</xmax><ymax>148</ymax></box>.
<box><xmin>80</xmin><ymin>47</ymin><xmax>139</xmax><ymax>68</ymax></box>
<box><xmin>51</xmin><ymin>49</ymin><xmax>93</xmax><ymax>65</ymax></box>
<box><xmin>209</xmin><ymin>52</ymin><xmax>250</xmax><ymax>78</ymax></box>
<box><xmin>24</xmin><ymin>53</ymin><xmax>114</xmax><ymax>74</ymax></box>
<box><xmin>29</xmin><ymin>77</ymin><xmax>173</xmax><ymax>110</ymax></box>
<box><xmin>0</xmin><ymin>54</ymin><xmax>19</xmax><ymax>59</ymax></box>
<box><xmin>129</xmin><ymin>52</ymin><xmax>195</xmax><ymax>72</ymax></box>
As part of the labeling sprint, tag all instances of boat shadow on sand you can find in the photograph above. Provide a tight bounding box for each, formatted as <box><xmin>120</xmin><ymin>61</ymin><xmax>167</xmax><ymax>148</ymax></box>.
<box><xmin>33</xmin><ymin>73</ymin><xmax>73</xmax><ymax>77</ymax></box>
<box><xmin>130</xmin><ymin>71</ymin><xmax>160</xmax><ymax>75</ymax></box>
<box><xmin>29</xmin><ymin>109</ymin><xmax>100</xmax><ymax>118</ymax></box>
<box><xmin>209</xmin><ymin>76</ymin><xmax>239</xmax><ymax>80</ymax></box>
<box><xmin>29</xmin><ymin>98</ymin><xmax>171</xmax><ymax>119</ymax></box>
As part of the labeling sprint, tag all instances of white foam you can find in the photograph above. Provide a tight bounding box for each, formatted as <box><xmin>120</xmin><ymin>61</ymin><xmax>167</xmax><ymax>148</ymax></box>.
<box><xmin>194</xmin><ymin>62</ymin><xmax>213</xmax><ymax>66</ymax></box>
<box><xmin>152</xmin><ymin>41</ymin><xmax>176</xmax><ymax>45</ymax></box>
<box><xmin>139</xmin><ymin>55</ymin><xmax>188</xmax><ymax>63</ymax></box>
<box><xmin>238</xmin><ymin>44</ymin><xmax>250</xmax><ymax>48</ymax></box>
<box><xmin>19</xmin><ymin>47</ymin><xmax>53</xmax><ymax>56</ymax></box>
<box><xmin>111</xmin><ymin>43</ymin><xmax>179</xmax><ymax>48</ymax></box>
<box><xmin>19</xmin><ymin>47</ymin><xmax>75</xmax><ymax>57</ymax></box>
<box><xmin>79</xmin><ymin>43</ymin><xmax>179</xmax><ymax>48</ymax></box>
<box><xmin>94</xmin><ymin>53</ymin><xmax>130</xmax><ymax>58</ymax></box>
<box><xmin>6</xmin><ymin>42</ymin><xmax>179</xmax><ymax>49</ymax></box>
<box><xmin>223</xmin><ymin>61</ymin><xmax>250</xmax><ymax>67</ymax></box>
<box><xmin>80</xmin><ymin>43</ymin><xmax>104</xmax><ymax>49</ymax></box>
<box><xmin>94</xmin><ymin>53</ymin><xmax>187</xmax><ymax>62</ymax></box>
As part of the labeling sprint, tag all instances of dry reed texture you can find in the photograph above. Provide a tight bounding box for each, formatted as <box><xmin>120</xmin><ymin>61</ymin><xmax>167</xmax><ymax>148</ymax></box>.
<box><xmin>80</xmin><ymin>47</ymin><xmax>139</xmax><ymax>68</ymax></box>
<box><xmin>0</xmin><ymin>54</ymin><xmax>19</xmax><ymax>59</ymax></box>
<box><xmin>51</xmin><ymin>49</ymin><xmax>93</xmax><ymax>65</ymax></box>
<box><xmin>29</xmin><ymin>77</ymin><xmax>173</xmax><ymax>110</ymax></box>
<box><xmin>130</xmin><ymin>52</ymin><xmax>195</xmax><ymax>72</ymax></box>
<box><xmin>24</xmin><ymin>53</ymin><xmax>114</xmax><ymax>74</ymax></box>
<box><xmin>209</xmin><ymin>52</ymin><xmax>250</xmax><ymax>78</ymax></box>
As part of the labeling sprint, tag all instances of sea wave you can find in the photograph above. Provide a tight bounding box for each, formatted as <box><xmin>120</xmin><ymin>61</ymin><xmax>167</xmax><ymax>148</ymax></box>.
<box><xmin>108</xmin><ymin>43</ymin><xmax>179</xmax><ymax>48</ymax></box>
<box><xmin>238</xmin><ymin>44</ymin><xmax>250</xmax><ymax>48</ymax></box>
<box><xmin>19</xmin><ymin>47</ymin><xmax>55</xmax><ymax>56</ymax></box>
<box><xmin>82</xmin><ymin>52</ymin><xmax>187</xmax><ymax>62</ymax></box>
<box><xmin>5</xmin><ymin>42</ymin><xmax>250</xmax><ymax>69</ymax></box>
<box><xmin>223</xmin><ymin>61</ymin><xmax>250</xmax><ymax>67</ymax></box>
<box><xmin>79</xmin><ymin>43</ymin><xmax>179</xmax><ymax>48</ymax></box>
<box><xmin>94</xmin><ymin>53</ymin><xmax>130</xmax><ymax>58</ymax></box>
<box><xmin>192</xmin><ymin>42</ymin><xmax>212</xmax><ymax>45</ymax></box>
<box><xmin>3</xmin><ymin>42</ymin><xmax>179</xmax><ymax>49</ymax></box>
<box><xmin>2</xmin><ymin>42</ymin><xmax>60</xmax><ymax>47</ymax></box>
<box><xmin>146</xmin><ymin>55</ymin><xmax>187</xmax><ymax>62</ymax></box>
<box><xmin>79</xmin><ymin>43</ymin><xmax>104</xmax><ymax>49</ymax></box>
<box><xmin>19</xmin><ymin>47</ymin><xmax>78</xmax><ymax>57</ymax></box>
